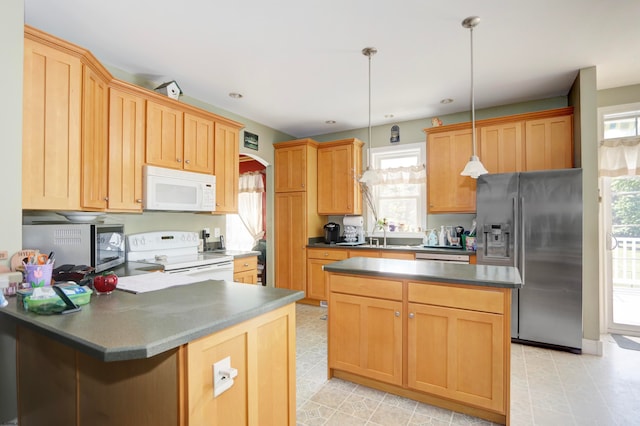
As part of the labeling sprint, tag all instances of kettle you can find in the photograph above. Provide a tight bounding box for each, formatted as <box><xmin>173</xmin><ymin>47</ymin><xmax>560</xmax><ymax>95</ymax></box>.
<box><xmin>323</xmin><ymin>222</ymin><xmax>341</xmax><ymax>244</ymax></box>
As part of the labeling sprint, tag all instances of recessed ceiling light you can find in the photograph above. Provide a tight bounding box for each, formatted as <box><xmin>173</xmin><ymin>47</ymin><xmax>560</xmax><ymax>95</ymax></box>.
<box><xmin>229</xmin><ymin>92</ymin><xmax>243</xmax><ymax>99</ymax></box>
<box><xmin>385</xmin><ymin>114</ymin><xmax>394</xmax><ymax>119</ymax></box>
<box><xmin>440</xmin><ymin>98</ymin><xmax>454</xmax><ymax>104</ymax></box>
<box><xmin>325</xmin><ymin>120</ymin><xmax>336</xmax><ymax>124</ymax></box>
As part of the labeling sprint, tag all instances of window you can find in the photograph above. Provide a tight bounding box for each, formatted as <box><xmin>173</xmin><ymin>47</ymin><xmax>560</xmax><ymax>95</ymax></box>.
<box><xmin>365</xmin><ymin>142</ymin><xmax>426</xmax><ymax>236</ymax></box>
<box><xmin>603</xmin><ymin>110</ymin><xmax>640</xmax><ymax>139</ymax></box>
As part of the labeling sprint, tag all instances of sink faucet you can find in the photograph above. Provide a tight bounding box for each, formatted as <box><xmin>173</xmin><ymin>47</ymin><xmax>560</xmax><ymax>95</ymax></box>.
<box><xmin>374</xmin><ymin>223</ymin><xmax>387</xmax><ymax>248</ymax></box>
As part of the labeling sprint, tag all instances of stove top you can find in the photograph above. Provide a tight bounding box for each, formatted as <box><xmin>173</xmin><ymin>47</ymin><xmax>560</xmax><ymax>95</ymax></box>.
<box><xmin>126</xmin><ymin>231</ymin><xmax>232</xmax><ymax>270</ymax></box>
<box><xmin>136</xmin><ymin>253</ymin><xmax>233</xmax><ymax>271</ymax></box>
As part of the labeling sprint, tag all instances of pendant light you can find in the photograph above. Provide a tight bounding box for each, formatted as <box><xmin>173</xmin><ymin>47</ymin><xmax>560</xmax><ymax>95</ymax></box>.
<box><xmin>359</xmin><ymin>46</ymin><xmax>378</xmax><ymax>184</ymax></box>
<box><xmin>460</xmin><ymin>16</ymin><xmax>488</xmax><ymax>179</ymax></box>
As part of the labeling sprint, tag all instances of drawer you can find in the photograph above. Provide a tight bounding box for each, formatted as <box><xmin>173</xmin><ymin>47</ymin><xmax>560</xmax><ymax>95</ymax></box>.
<box><xmin>408</xmin><ymin>282</ymin><xmax>505</xmax><ymax>314</ymax></box>
<box><xmin>328</xmin><ymin>273</ymin><xmax>402</xmax><ymax>301</ymax></box>
<box><xmin>234</xmin><ymin>256</ymin><xmax>258</xmax><ymax>273</ymax></box>
<box><xmin>307</xmin><ymin>248</ymin><xmax>348</xmax><ymax>261</ymax></box>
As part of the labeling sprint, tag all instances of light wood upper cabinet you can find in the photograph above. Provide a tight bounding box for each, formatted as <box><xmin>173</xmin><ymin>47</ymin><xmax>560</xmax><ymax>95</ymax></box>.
<box><xmin>108</xmin><ymin>84</ymin><xmax>146</xmax><ymax>212</ymax></box>
<box><xmin>426</xmin><ymin>129</ymin><xmax>477</xmax><ymax>213</ymax></box>
<box><xmin>525</xmin><ymin>115</ymin><xmax>573</xmax><ymax>170</ymax></box>
<box><xmin>213</xmin><ymin>122</ymin><xmax>239</xmax><ymax>214</ymax></box>
<box><xmin>274</xmin><ymin>139</ymin><xmax>318</xmax><ymax>192</ymax></box>
<box><xmin>145</xmin><ymin>101</ymin><xmax>184</xmax><ymax>169</ymax></box>
<box><xmin>479</xmin><ymin>122</ymin><xmax>525</xmax><ymax>174</ymax></box>
<box><xmin>184</xmin><ymin>112</ymin><xmax>215</xmax><ymax>174</ymax></box>
<box><xmin>81</xmin><ymin>65</ymin><xmax>109</xmax><ymax>210</ymax></box>
<box><xmin>22</xmin><ymin>34</ymin><xmax>82</xmax><ymax>210</ymax></box>
<box><xmin>317</xmin><ymin>138</ymin><xmax>363</xmax><ymax>215</ymax></box>
<box><xmin>425</xmin><ymin>107</ymin><xmax>573</xmax><ymax>213</ymax></box>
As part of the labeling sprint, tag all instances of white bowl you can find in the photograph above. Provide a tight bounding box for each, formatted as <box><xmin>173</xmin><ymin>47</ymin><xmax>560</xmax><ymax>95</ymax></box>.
<box><xmin>57</xmin><ymin>211</ymin><xmax>106</xmax><ymax>223</ymax></box>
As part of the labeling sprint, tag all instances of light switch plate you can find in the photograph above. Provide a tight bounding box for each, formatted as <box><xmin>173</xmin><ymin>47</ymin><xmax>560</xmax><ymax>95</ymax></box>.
<box><xmin>213</xmin><ymin>356</ymin><xmax>234</xmax><ymax>397</ymax></box>
<box><xmin>213</xmin><ymin>228</ymin><xmax>221</xmax><ymax>238</ymax></box>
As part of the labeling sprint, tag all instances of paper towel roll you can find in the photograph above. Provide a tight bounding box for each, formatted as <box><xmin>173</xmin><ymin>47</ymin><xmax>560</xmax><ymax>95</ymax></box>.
<box><xmin>343</xmin><ymin>215</ymin><xmax>364</xmax><ymax>227</ymax></box>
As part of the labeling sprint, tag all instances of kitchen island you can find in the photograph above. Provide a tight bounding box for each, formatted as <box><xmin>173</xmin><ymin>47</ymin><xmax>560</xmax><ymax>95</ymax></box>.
<box><xmin>0</xmin><ymin>280</ymin><xmax>304</xmax><ymax>426</ymax></box>
<box><xmin>323</xmin><ymin>257</ymin><xmax>522</xmax><ymax>425</ymax></box>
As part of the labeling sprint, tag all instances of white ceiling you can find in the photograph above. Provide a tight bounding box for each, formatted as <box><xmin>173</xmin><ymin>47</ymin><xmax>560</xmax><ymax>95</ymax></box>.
<box><xmin>23</xmin><ymin>0</ymin><xmax>640</xmax><ymax>138</ymax></box>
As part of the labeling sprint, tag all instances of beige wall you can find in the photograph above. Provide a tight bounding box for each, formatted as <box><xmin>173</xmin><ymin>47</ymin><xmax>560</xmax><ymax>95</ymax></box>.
<box><xmin>569</xmin><ymin>67</ymin><xmax>599</xmax><ymax>344</ymax></box>
<box><xmin>598</xmin><ymin>83</ymin><xmax>640</xmax><ymax>108</ymax></box>
<box><xmin>0</xmin><ymin>1</ymin><xmax>23</xmax><ymax>421</ymax></box>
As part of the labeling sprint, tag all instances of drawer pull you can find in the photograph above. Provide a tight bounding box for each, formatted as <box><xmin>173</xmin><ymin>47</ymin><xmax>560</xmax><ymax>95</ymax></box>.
<box><xmin>408</xmin><ymin>313</ymin><xmax>415</xmax><ymax>319</ymax></box>
<box><xmin>395</xmin><ymin>311</ymin><xmax>400</xmax><ymax>317</ymax></box>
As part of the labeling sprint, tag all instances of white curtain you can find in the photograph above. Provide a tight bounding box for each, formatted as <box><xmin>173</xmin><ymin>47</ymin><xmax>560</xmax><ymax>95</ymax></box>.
<box><xmin>599</xmin><ymin>136</ymin><xmax>640</xmax><ymax>177</ymax></box>
<box><xmin>359</xmin><ymin>165</ymin><xmax>426</xmax><ymax>185</ymax></box>
<box><xmin>237</xmin><ymin>172</ymin><xmax>265</xmax><ymax>245</ymax></box>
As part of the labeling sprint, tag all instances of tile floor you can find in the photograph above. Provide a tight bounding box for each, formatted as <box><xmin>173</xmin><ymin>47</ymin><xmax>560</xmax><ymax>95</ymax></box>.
<box><xmin>1</xmin><ymin>304</ymin><xmax>638</xmax><ymax>426</ymax></box>
<box><xmin>295</xmin><ymin>303</ymin><xmax>640</xmax><ymax>426</ymax></box>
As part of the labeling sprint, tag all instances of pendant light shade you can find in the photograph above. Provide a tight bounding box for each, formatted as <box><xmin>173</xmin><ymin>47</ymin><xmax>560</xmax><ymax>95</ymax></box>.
<box><xmin>460</xmin><ymin>16</ymin><xmax>488</xmax><ymax>179</ymax></box>
<box><xmin>359</xmin><ymin>47</ymin><xmax>377</xmax><ymax>183</ymax></box>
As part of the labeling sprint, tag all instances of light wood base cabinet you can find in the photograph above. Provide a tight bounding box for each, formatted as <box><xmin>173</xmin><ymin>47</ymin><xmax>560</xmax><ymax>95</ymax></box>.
<box><xmin>16</xmin><ymin>304</ymin><xmax>297</xmax><ymax>426</ymax></box>
<box><xmin>234</xmin><ymin>256</ymin><xmax>258</xmax><ymax>284</ymax></box>
<box><xmin>328</xmin><ymin>273</ymin><xmax>511</xmax><ymax>425</ymax></box>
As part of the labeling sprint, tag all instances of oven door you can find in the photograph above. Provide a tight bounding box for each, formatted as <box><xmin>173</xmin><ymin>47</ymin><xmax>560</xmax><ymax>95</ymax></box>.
<box><xmin>164</xmin><ymin>261</ymin><xmax>234</xmax><ymax>281</ymax></box>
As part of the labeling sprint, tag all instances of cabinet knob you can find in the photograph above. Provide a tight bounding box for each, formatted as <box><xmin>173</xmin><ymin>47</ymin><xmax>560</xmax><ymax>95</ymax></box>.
<box><xmin>177</xmin><ymin>158</ymin><xmax>182</xmax><ymax>163</ymax></box>
<box><xmin>395</xmin><ymin>311</ymin><xmax>400</xmax><ymax>317</ymax></box>
<box><xmin>136</xmin><ymin>199</ymin><xmax>143</xmax><ymax>203</ymax></box>
<box><xmin>243</xmin><ymin>263</ymin><xmax>249</xmax><ymax>267</ymax></box>
<box><xmin>185</xmin><ymin>159</ymin><xmax>190</xmax><ymax>164</ymax></box>
<box><xmin>324</xmin><ymin>252</ymin><xmax>329</xmax><ymax>257</ymax></box>
<box><xmin>409</xmin><ymin>313</ymin><xmax>415</xmax><ymax>319</ymax></box>
<box><xmin>301</xmin><ymin>183</ymin><xmax>305</xmax><ymax>188</ymax></box>
<box><xmin>104</xmin><ymin>197</ymin><xmax>109</xmax><ymax>201</ymax></box>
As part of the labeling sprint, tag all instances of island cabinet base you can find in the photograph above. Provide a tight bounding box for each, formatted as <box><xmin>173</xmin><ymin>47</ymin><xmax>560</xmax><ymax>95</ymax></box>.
<box><xmin>15</xmin><ymin>303</ymin><xmax>297</xmax><ymax>426</ymax></box>
<box><xmin>327</xmin><ymin>273</ymin><xmax>512</xmax><ymax>425</ymax></box>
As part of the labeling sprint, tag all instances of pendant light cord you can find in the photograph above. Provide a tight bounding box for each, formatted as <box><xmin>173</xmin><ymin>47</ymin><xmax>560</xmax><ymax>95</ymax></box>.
<box><xmin>470</xmin><ymin>24</ymin><xmax>477</xmax><ymax>157</ymax></box>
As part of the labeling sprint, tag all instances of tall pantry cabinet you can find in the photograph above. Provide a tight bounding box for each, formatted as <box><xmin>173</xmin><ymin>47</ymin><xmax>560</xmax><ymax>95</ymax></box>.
<box><xmin>274</xmin><ymin>139</ymin><xmax>325</xmax><ymax>296</ymax></box>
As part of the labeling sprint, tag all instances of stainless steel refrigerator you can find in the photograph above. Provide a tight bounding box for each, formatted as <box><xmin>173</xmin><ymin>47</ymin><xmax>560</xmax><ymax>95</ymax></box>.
<box><xmin>476</xmin><ymin>169</ymin><xmax>582</xmax><ymax>352</ymax></box>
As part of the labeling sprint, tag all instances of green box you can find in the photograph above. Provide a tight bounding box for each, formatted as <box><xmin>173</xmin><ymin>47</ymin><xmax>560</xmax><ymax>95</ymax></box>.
<box><xmin>18</xmin><ymin>283</ymin><xmax>93</xmax><ymax>315</ymax></box>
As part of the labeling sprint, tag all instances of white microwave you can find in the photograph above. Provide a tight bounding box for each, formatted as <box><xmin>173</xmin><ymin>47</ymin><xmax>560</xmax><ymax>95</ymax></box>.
<box><xmin>143</xmin><ymin>165</ymin><xmax>216</xmax><ymax>212</ymax></box>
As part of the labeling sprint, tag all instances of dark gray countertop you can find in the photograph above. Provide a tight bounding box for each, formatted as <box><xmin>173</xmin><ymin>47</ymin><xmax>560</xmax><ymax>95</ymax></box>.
<box><xmin>0</xmin><ymin>280</ymin><xmax>303</xmax><ymax>362</ymax></box>
<box><xmin>323</xmin><ymin>257</ymin><xmax>522</xmax><ymax>288</ymax></box>
<box><xmin>307</xmin><ymin>242</ymin><xmax>477</xmax><ymax>255</ymax></box>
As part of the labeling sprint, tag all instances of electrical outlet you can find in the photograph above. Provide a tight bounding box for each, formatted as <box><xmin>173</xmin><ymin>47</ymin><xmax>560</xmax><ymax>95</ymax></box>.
<box><xmin>0</xmin><ymin>251</ymin><xmax>7</xmax><ymax>260</ymax></box>
<box><xmin>214</xmin><ymin>228</ymin><xmax>221</xmax><ymax>238</ymax></box>
<box><xmin>212</xmin><ymin>356</ymin><xmax>237</xmax><ymax>397</ymax></box>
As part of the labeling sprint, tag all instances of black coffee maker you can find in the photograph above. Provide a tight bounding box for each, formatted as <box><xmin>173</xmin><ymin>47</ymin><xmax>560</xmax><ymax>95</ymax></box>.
<box><xmin>323</xmin><ymin>222</ymin><xmax>341</xmax><ymax>244</ymax></box>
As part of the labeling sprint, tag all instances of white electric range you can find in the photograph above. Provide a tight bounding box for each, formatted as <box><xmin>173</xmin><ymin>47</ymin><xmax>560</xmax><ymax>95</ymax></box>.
<box><xmin>126</xmin><ymin>231</ymin><xmax>234</xmax><ymax>281</ymax></box>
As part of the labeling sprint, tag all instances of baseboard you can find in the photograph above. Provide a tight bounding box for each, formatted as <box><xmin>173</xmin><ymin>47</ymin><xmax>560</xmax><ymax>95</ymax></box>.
<box><xmin>582</xmin><ymin>337</ymin><xmax>603</xmax><ymax>356</ymax></box>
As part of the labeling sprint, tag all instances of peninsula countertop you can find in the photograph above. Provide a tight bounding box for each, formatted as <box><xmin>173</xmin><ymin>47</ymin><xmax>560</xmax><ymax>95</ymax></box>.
<box><xmin>0</xmin><ymin>280</ymin><xmax>304</xmax><ymax>362</ymax></box>
<box><xmin>323</xmin><ymin>257</ymin><xmax>522</xmax><ymax>288</ymax></box>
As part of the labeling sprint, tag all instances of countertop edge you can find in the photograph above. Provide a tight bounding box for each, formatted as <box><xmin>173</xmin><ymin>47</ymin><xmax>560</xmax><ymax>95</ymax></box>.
<box><xmin>323</xmin><ymin>258</ymin><xmax>522</xmax><ymax>289</ymax></box>
<box><xmin>0</xmin><ymin>285</ymin><xmax>304</xmax><ymax>362</ymax></box>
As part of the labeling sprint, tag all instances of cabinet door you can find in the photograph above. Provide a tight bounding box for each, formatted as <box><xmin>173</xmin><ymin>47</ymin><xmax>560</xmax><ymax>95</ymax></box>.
<box><xmin>146</xmin><ymin>101</ymin><xmax>184</xmax><ymax>170</ymax></box>
<box><xmin>407</xmin><ymin>303</ymin><xmax>505</xmax><ymax>412</ymax></box>
<box><xmin>317</xmin><ymin>144</ymin><xmax>361</xmax><ymax>215</ymax></box>
<box><xmin>213</xmin><ymin>122</ymin><xmax>239</xmax><ymax>214</ymax></box>
<box><xmin>427</xmin><ymin>130</ymin><xmax>476</xmax><ymax>213</ymax></box>
<box><xmin>274</xmin><ymin>192</ymin><xmax>306</xmax><ymax>292</ymax></box>
<box><xmin>329</xmin><ymin>292</ymin><xmax>403</xmax><ymax>386</ymax></box>
<box><xmin>307</xmin><ymin>249</ymin><xmax>347</xmax><ymax>301</ymax></box>
<box><xmin>81</xmin><ymin>65</ymin><xmax>109</xmax><ymax>210</ymax></box>
<box><xmin>525</xmin><ymin>115</ymin><xmax>573</xmax><ymax>170</ymax></box>
<box><xmin>274</xmin><ymin>145</ymin><xmax>307</xmax><ymax>192</ymax></box>
<box><xmin>479</xmin><ymin>122</ymin><xmax>525</xmax><ymax>173</ymax></box>
<box><xmin>108</xmin><ymin>87</ymin><xmax>146</xmax><ymax>212</ymax></box>
<box><xmin>184</xmin><ymin>113</ymin><xmax>215</xmax><ymax>174</ymax></box>
<box><xmin>22</xmin><ymin>37</ymin><xmax>82</xmax><ymax>210</ymax></box>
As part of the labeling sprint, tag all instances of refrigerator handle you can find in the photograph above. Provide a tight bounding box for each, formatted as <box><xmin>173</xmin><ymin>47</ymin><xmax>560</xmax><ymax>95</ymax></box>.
<box><xmin>512</xmin><ymin>196</ymin><xmax>518</xmax><ymax>268</ymax></box>
<box><xmin>519</xmin><ymin>196</ymin><xmax>526</xmax><ymax>284</ymax></box>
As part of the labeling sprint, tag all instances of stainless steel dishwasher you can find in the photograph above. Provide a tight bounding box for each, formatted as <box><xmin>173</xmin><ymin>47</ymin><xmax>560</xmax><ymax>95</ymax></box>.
<box><xmin>415</xmin><ymin>252</ymin><xmax>470</xmax><ymax>264</ymax></box>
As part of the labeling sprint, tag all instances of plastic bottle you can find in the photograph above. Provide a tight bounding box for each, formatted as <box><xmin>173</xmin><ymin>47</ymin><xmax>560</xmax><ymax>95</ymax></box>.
<box><xmin>438</xmin><ymin>225</ymin><xmax>446</xmax><ymax>246</ymax></box>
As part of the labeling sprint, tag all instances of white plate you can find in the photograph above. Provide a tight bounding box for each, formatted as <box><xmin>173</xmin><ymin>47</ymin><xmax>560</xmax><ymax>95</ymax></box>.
<box><xmin>57</xmin><ymin>211</ymin><xmax>106</xmax><ymax>223</ymax></box>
